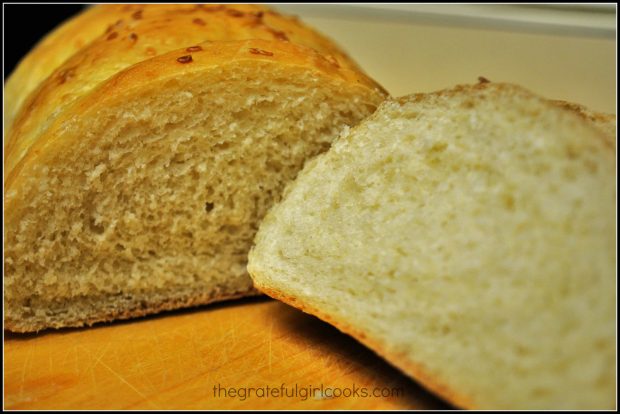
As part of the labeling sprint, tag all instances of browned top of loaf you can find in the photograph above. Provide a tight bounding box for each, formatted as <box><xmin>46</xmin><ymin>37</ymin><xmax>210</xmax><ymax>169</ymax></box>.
<box><xmin>548</xmin><ymin>99</ymin><xmax>616</xmax><ymax>147</ymax></box>
<box><xmin>4</xmin><ymin>4</ymin><xmax>387</xmax><ymax>184</ymax></box>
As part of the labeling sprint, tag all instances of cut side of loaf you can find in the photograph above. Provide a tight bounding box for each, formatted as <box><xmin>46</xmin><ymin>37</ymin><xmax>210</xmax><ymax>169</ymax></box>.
<box><xmin>248</xmin><ymin>82</ymin><xmax>616</xmax><ymax>409</ymax></box>
<box><xmin>4</xmin><ymin>5</ymin><xmax>387</xmax><ymax>332</ymax></box>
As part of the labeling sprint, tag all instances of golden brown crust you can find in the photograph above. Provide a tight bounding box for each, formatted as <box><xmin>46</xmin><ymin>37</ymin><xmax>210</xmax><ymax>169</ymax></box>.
<box><xmin>5</xmin><ymin>4</ymin><xmax>387</xmax><ymax>183</ymax></box>
<box><xmin>549</xmin><ymin>99</ymin><xmax>615</xmax><ymax>124</ymax></box>
<box><xmin>251</xmin><ymin>274</ymin><xmax>472</xmax><ymax>409</ymax></box>
<box><xmin>4</xmin><ymin>4</ymin><xmax>376</xmax><ymax>134</ymax></box>
<box><xmin>5</xmin><ymin>287</ymin><xmax>261</xmax><ymax>333</ymax></box>
<box><xmin>394</xmin><ymin>77</ymin><xmax>500</xmax><ymax>106</ymax></box>
<box><xmin>548</xmin><ymin>99</ymin><xmax>616</xmax><ymax>147</ymax></box>
<box><xmin>4</xmin><ymin>6</ymin><xmax>127</xmax><ymax>135</ymax></box>
<box><xmin>5</xmin><ymin>37</ymin><xmax>385</xmax><ymax>202</ymax></box>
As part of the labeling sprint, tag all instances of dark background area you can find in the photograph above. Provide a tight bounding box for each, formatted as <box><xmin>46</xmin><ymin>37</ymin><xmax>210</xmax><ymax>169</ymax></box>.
<box><xmin>4</xmin><ymin>4</ymin><xmax>85</xmax><ymax>78</ymax></box>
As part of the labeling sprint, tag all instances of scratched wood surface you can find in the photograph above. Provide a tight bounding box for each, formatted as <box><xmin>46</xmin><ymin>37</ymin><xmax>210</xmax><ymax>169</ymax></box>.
<box><xmin>4</xmin><ymin>298</ymin><xmax>449</xmax><ymax>409</ymax></box>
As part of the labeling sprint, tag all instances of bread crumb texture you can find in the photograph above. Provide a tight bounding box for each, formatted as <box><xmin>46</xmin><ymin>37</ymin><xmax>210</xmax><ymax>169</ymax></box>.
<box><xmin>4</xmin><ymin>4</ymin><xmax>387</xmax><ymax>332</ymax></box>
<box><xmin>248</xmin><ymin>82</ymin><xmax>616</xmax><ymax>409</ymax></box>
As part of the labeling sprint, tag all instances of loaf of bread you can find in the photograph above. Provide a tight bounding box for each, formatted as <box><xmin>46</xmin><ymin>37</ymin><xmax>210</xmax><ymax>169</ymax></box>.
<box><xmin>4</xmin><ymin>4</ymin><xmax>387</xmax><ymax>332</ymax></box>
<box><xmin>248</xmin><ymin>82</ymin><xmax>616</xmax><ymax>409</ymax></box>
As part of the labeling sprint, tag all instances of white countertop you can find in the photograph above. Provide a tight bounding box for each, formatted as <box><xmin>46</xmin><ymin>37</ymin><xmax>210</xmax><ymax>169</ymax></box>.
<box><xmin>276</xmin><ymin>4</ymin><xmax>616</xmax><ymax>113</ymax></box>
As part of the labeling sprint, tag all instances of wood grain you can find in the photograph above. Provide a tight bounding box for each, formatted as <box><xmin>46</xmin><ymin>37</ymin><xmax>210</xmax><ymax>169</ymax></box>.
<box><xmin>4</xmin><ymin>298</ymin><xmax>449</xmax><ymax>409</ymax></box>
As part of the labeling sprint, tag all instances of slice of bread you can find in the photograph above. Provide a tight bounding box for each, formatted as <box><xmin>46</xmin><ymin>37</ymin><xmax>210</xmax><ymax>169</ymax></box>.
<box><xmin>4</xmin><ymin>5</ymin><xmax>387</xmax><ymax>332</ymax></box>
<box><xmin>248</xmin><ymin>82</ymin><xmax>616</xmax><ymax>409</ymax></box>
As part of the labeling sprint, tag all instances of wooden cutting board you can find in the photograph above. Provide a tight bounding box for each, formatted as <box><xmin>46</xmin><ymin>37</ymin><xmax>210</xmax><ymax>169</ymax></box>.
<box><xmin>4</xmin><ymin>298</ymin><xmax>449</xmax><ymax>409</ymax></box>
